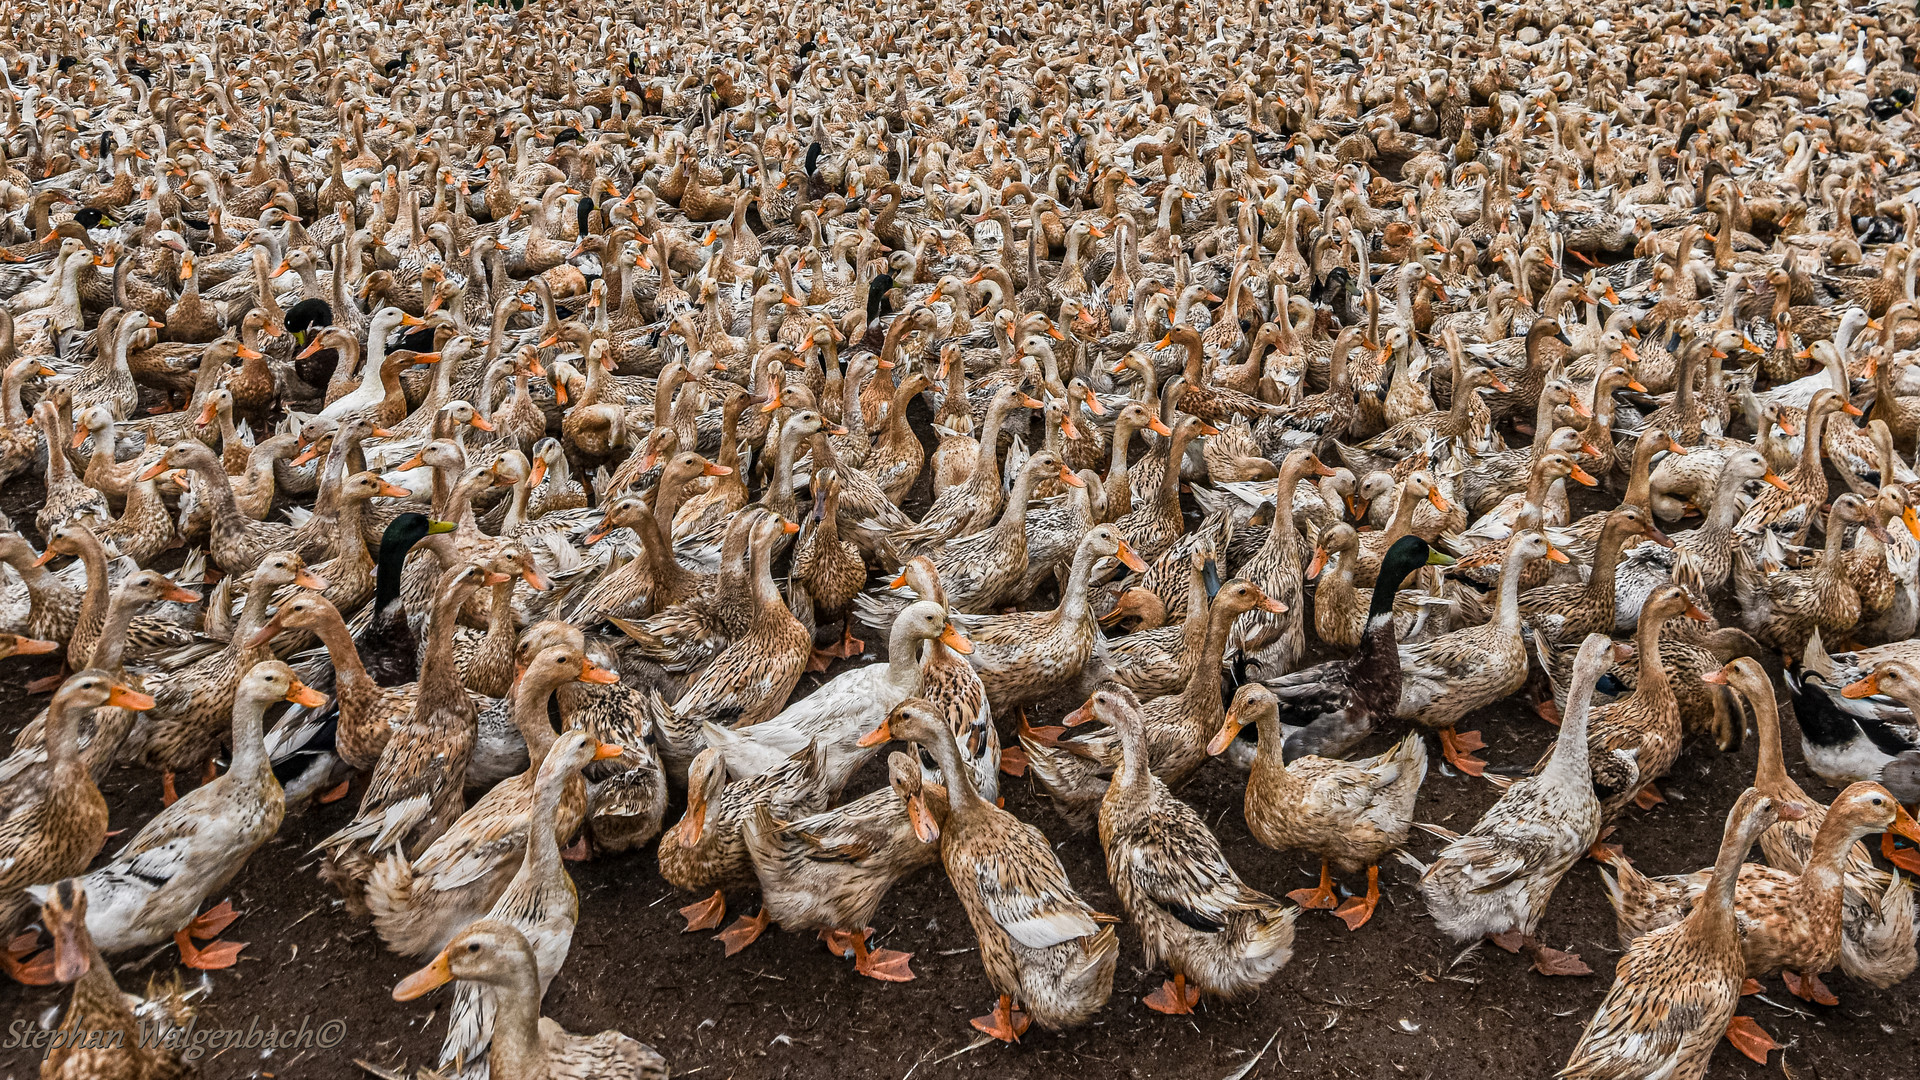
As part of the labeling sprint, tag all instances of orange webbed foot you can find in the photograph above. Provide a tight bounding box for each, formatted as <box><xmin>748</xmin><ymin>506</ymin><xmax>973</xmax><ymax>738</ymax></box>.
<box><xmin>186</xmin><ymin>900</ymin><xmax>239</xmax><ymax>939</ymax></box>
<box><xmin>1782</xmin><ymin>970</ymin><xmax>1839</xmax><ymax>1006</ymax></box>
<box><xmin>317</xmin><ymin>779</ymin><xmax>352</xmax><ymax>803</ymax></box>
<box><xmin>1287</xmin><ymin>861</ymin><xmax>1339</xmax><ymax>910</ymax></box>
<box><xmin>969</xmin><ymin>996</ymin><xmax>1030</xmax><ymax>1042</ymax></box>
<box><xmin>1724</xmin><ymin>1016</ymin><xmax>1780</xmax><ymax>1064</ymax></box>
<box><xmin>997</xmin><ymin>746</ymin><xmax>1030</xmax><ymax>776</ymax></box>
<box><xmin>1</xmin><ymin>949</ymin><xmax>56</xmax><ymax>985</ymax></box>
<box><xmin>716</xmin><ymin>908</ymin><xmax>771</xmax><ymax>956</ymax></box>
<box><xmin>1631</xmin><ymin>782</ymin><xmax>1666</xmax><ymax>811</ymax></box>
<box><xmin>1143</xmin><ymin>974</ymin><xmax>1200</xmax><ymax>1015</ymax></box>
<box><xmin>679</xmin><ymin>890</ymin><xmax>726</xmax><ymax>932</ymax></box>
<box><xmin>852</xmin><ymin>942</ymin><xmax>916</xmax><ymax>983</ymax></box>
<box><xmin>175</xmin><ymin>929</ymin><xmax>246</xmax><ymax>970</ymax></box>
<box><xmin>561</xmin><ymin>834</ymin><xmax>593</xmax><ymax>862</ymax></box>
<box><xmin>1439</xmin><ymin>728</ymin><xmax>1487</xmax><ymax>775</ymax></box>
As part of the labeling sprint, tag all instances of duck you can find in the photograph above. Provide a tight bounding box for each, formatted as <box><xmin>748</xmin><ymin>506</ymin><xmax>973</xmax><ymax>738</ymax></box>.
<box><xmin>658</xmin><ymin>741</ymin><xmax>829</xmax><ymax>943</ymax></box>
<box><xmin>739</xmin><ymin>751</ymin><xmax>943</xmax><ymax>982</ymax></box>
<box><xmin>1734</xmin><ymin>494</ymin><xmax>1885</xmax><ymax>660</ymax></box>
<box><xmin>1212</xmin><ymin>681</ymin><xmax>1424</xmax><ymax>932</ymax></box>
<box><xmin>365</xmin><ymin>640</ymin><xmax>621</xmax><ymax>959</ymax></box>
<box><xmin>394</xmin><ymin>920</ymin><xmax>669</xmax><ymax>1080</ymax></box>
<box><xmin>861</xmin><ymin>699</ymin><xmax>1118</xmax><ymax>1041</ymax></box>
<box><xmin>435</xmin><ymin>728</ymin><xmax>615</xmax><ymax>1080</ymax></box>
<box><xmin>1092</xmin><ymin>685</ymin><xmax>1296</xmax><ymax>1012</ymax></box>
<box><xmin>698</xmin><ymin>600</ymin><xmax>969</xmax><ymax>799</ymax></box>
<box><xmin>1390</xmin><ymin>531</ymin><xmax>1564</xmax><ymax>777</ymax></box>
<box><xmin>1559</xmin><ymin>789</ymin><xmax>1796</xmax><ymax>1079</ymax></box>
<box><xmin>0</xmin><ymin>672</ymin><xmax>144</xmax><ymax>937</ymax></box>
<box><xmin>1022</xmin><ymin>577</ymin><xmax>1282</xmax><ymax>829</ymax></box>
<box><xmin>1254</xmin><ymin>536</ymin><xmax>1454</xmax><ymax>760</ymax></box>
<box><xmin>15</xmin><ymin>880</ymin><xmax>198</xmax><ymax>1079</ymax></box>
<box><xmin>1580</xmin><ymin>585</ymin><xmax>1714</xmax><ymax>816</ymax></box>
<box><xmin>1412</xmin><ymin>634</ymin><xmax>1627</xmax><ymax>976</ymax></box>
<box><xmin>318</xmin><ymin>562</ymin><xmax>498</xmax><ymax>912</ymax></box>
<box><xmin>1601</xmin><ymin>775</ymin><xmax>1920</xmax><ymax>1022</ymax></box>
<box><xmin>34</xmin><ymin>662</ymin><xmax>312</xmax><ymax>968</ymax></box>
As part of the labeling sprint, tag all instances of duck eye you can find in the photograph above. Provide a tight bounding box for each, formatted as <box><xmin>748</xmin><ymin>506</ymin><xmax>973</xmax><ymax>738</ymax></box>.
<box><xmin>467</xmin><ymin>942</ymin><xmax>480</xmax><ymax>952</ymax></box>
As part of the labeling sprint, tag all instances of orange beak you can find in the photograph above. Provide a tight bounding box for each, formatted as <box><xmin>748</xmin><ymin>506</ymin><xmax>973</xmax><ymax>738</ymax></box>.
<box><xmin>1148</xmin><ymin>416</ymin><xmax>1174</xmax><ymax>437</ymax></box>
<box><xmin>939</xmin><ymin>623</ymin><xmax>973</xmax><ymax>655</ymax></box>
<box><xmin>287</xmin><ymin>679</ymin><xmax>330</xmax><ymax>707</ymax></box>
<box><xmin>1205</xmin><ymin>708</ymin><xmax>1245</xmax><ymax>757</ymax></box>
<box><xmin>1569</xmin><ymin>464</ymin><xmax>1598</xmax><ymax>486</ymax></box>
<box><xmin>1427</xmin><ymin>488</ymin><xmax>1451</xmax><ymax>512</ymax></box>
<box><xmin>294</xmin><ymin>570</ymin><xmax>328</xmax><ymax>590</ymax></box>
<box><xmin>579</xmin><ymin>658</ymin><xmax>622</xmax><ymax>684</ymax></box>
<box><xmin>106</xmin><ymin>684</ymin><xmax>157</xmax><ymax>711</ymax></box>
<box><xmin>392</xmin><ymin>950</ymin><xmax>454</xmax><ymax>1001</ymax></box>
<box><xmin>1115</xmin><ymin>538</ymin><xmax>1147</xmax><ymax>572</ymax></box>
<box><xmin>1841</xmin><ymin>674</ymin><xmax>1881</xmax><ymax>699</ymax></box>
<box><xmin>522</xmin><ymin>565</ymin><xmax>551</xmax><ymax>591</ymax></box>
<box><xmin>1545</xmin><ymin>543</ymin><xmax>1571</xmax><ymax>564</ymax></box>
<box><xmin>1763</xmin><ymin>472</ymin><xmax>1792</xmax><ymax>492</ymax></box>
<box><xmin>856</xmin><ymin>717</ymin><xmax>894</xmax><ymax>748</ymax></box>
<box><xmin>469</xmin><ymin>414</ymin><xmax>495</xmax><ymax>432</ymax></box>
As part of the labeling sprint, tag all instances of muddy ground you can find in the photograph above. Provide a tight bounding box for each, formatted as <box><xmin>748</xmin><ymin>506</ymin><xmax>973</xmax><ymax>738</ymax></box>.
<box><xmin>2</xmin><ymin>465</ymin><xmax>1916</xmax><ymax>1080</ymax></box>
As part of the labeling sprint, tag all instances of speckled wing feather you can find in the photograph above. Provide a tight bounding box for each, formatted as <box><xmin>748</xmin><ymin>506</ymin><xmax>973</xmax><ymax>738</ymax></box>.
<box><xmin>1110</xmin><ymin>790</ymin><xmax>1248</xmax><ymax>931</ymax></box>
<box><xmin>972</xmin><ymin>822</ymin><xmax>1099</xmax><ymax>949</ymax></box>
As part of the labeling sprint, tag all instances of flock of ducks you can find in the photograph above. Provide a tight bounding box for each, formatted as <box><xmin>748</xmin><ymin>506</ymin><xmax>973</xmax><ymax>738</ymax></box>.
<box><xmin>3</xmin><ymin>0</ymin><xmax>1920</xmax><ymax>1077</ymax></box>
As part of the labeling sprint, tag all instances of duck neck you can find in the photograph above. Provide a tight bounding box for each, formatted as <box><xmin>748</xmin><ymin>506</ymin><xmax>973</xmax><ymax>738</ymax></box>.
<box><xmin>512</xmin><ymin>674</ymin><xmax>566</xmax><ymax>770</ymax></box>
<box><xmin>994</xmin><ymin>461</ymin><xmax>1045</xmax><ymax>538</ymax></box>
<box><xmin>484</xmin><ymin>964</ymin><xmax>551</xmax><ymax>1080</ymax></box>
<box><xmin>68</xmin><ymin>532</ymin><xmax>113</xmax><ymax>667</ymax></box>
<box><xmin>1493</xmin><ymin>542</ymin><xmax>1528</xmax><ymax>633</ymax></box>
<box><xmin>1631</xmin><ymin>603</ymin><xmax>1670</xmax><ymax>702</ymax></box>
<box><xmin>1796</xmin><ymin>405</ymin><xmax>1829</xmax><ymax>479</ymax></box>
<box><xmin>91</xmin><ymin>586</ymin><xmax>150</xmax><ymax>673</ymax></box>
<box><xmin>1694</xmin><ymin>808</ymin><xmax>1765</xmax><ymax>942</ymax></box>
<box><xmin>228</xmin><ymin>693</ymin><xmax>274</xmax><ymax>784</ymax></box>
<box><xmin>310</xmin><ymin>604</ymin><xmax>377</xmax><ymax>702</ymax></box>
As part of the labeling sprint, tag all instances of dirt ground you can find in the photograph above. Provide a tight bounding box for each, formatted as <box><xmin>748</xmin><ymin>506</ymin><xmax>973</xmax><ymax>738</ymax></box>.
<box><xmin>3</xmin><ymin>469</ymin><xmax>1917</xmax><ymax>1080</ymax></box>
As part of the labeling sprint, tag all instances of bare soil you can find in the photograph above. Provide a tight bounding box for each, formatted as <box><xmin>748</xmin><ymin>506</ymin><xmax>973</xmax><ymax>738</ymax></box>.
<box><xmin>2</xmin><ymin>474</ymin><xmax>1916</xmax><ymax>1080</ymax></box>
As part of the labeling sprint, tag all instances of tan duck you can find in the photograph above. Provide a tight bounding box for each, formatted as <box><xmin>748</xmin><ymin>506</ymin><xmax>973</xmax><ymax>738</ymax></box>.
<box><xmin>394</xmin><ymin>920</ymin><xmax>669</xmax><ymax>1080</ymax></box>
<box><xmin>1396</xmin><ymin>531</ymin><xmax>1562</xmax><ymax>775</ymax></box>
<box><xmin>140</xmin><ymin>439</ymin><xmax>297</xmax><ymax>573</ymax></box>
<box><xmin>1582</xmin><ymin>585</ymin><xmax>1713</xmax><ymax>816</ymax></box>
<box><xmin>862</xmin><ymin>450</ymin><xmax>1074</xmax><ymax>621</ymax></box>
<box><xmin>1518</xmin><ymin>506</ymin><xmax>1670</xmax><ymax>647</ymax></box>
<box><xmin>366</xmin><ymin>641</ymin><xmax>621</xmax><ymax>959</ymax></box>
<box><xmin>1733</xmin><ymin>494</ymin><xmax>1883</xmax><ymax>659</ymax></box>
<box><xmin>947</xmin><ymin>525</ymin><xmax>1142</xmax><ymax>717</ymax></box>
<box><xmin>317</xmin><ymin>563</ymin><xmax>497</xmax><ymax>913</ymax></box>
<box><xmin>1103</xmin><ymin>549</ymin><xmax>1212</xmax><ymax>699</ymax></box>
<box><xmin>740</xmin><ymin>752</ymin><xmax>943</xmax><ymax>981</ymax></box>
<box><xmin>1212</xmin><ymin>683</ymin><xmax>1425</xmax><ymax>932</ymax></box>
<box><xmin>1229</xmin><ymin>449</ymin><xmax>1334</xmax><ymax>678</ymax></box>
<box><xmin>862</xmin><ymin>699</ymin><xmax>1118</xmax><ymax>1041</ymax></box>
<box><xmin>658</xmin><ymin>741</ymin><xmax>829</xmax><ymax>942</ymax></box>
<box><xmin>433</xmin><ymin>727</ymin><xmax>612</xmax><ymax>1078</ymax></box>
<box><xmin>1413</xmin><ymin>634</ymin><xmax>1624</xmax><ymax>976</ymax></box>
<box><xmin>1599</xmin><ymin>781</ymin><xmax>1918</xmax><ymax>1048</ymax></box>
<box><xmin>1559</xmin><ymin>789</ymin><xmax>1794</xmax><ymax>1079</ymax></box>
<box><xmin>1093</xmin><ymin>685</ymin><xmax>1295</xmax><ymax>1013</ymax></box>
<box><xmin>0</xmin><ymin>673</ymin><xmax>144</xmax><ymax>936</ymax></box>
<box><xmin>133</xmin><ymin>551</ymin><xmax>320</xmax><ymax>802</ymax></box>
<box><xmin>791</xmin><ymin>468</ymin><xmax>867</xmax><ymax>670</ymax></box>
<box><xmin>634</xmin><ymin>511</ymin><xmax>811</xmax><ymax>777</ymax></box>
<box><xmin>39</xmin><ymin>661</ymin><xmax>311</xmax><ymax>968</ymax></box>
<box><xmin>1023</xmin><ymin>579</ymin><xmax>1283</xmax><ymax>829</ymax></box>
<box><xmin>16</xmin><ymin>881</ymin><xmax>198</xmax><ymax>1079</ymax></box>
